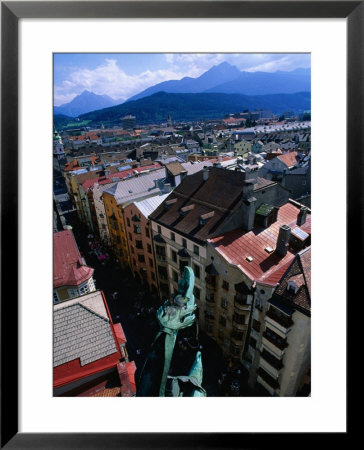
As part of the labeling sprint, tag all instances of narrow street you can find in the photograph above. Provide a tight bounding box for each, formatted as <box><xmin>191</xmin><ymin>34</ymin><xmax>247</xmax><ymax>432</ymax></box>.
<box><xmin>64</xmin><ymin>214</ymin><xmax>255</xmax><ymax>397</ymax></box>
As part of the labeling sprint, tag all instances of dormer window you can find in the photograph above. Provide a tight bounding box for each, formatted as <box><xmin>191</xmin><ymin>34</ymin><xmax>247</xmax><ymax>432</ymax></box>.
<box><xmin>165</xmin><ymin>198</ymin><xmax>177</xmax><ymax>210</ymax></box>
<box><xmin>287</xmin><ymin>281</ymin><xmax>299</xmax><ymax>294</ymax></box>
<box><xmin>179</xmin><ymin>204</ymin><xmax>195</xmax><ymax>217</ymax></box>
<box><xmin>199</xmin><ymin>211</ymin><xmax>215</xmax><ymax>226</ymax></box>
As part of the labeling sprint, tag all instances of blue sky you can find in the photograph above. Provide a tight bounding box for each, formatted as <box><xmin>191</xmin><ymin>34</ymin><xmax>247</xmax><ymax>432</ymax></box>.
<box><xmin>53</xmin><ymin>53</ymin><xmax>311</xmax><ymax>106</ymax></box>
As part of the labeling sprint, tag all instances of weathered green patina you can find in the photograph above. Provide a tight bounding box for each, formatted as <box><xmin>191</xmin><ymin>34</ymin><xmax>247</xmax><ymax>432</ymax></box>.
<box><xmin>136</xmin><ymin>266</ymin><xmax>206</xmax><ymax>397</ymax></box>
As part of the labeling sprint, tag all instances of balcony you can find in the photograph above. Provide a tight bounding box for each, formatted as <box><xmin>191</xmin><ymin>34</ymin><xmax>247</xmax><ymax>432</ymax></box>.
<box><xmin>257</xmin><ymin>367</ymin><xmax>280</xmax><ymax>391</ymax></box>
<box><xmin>231</xmin><ymin>330</ymin><xmax>244</xmax><ymax>345</ymax></box>
<box><xmin>265</xmin><ymin>308</ymin><xmax>294</xmax><ymax>334</ymax></box>
<box><xmin>232</xmin><ymin>317</ymin><xmax>247</xmax><ymax>331</ymax></box>
<box><xmin>262</xmin><ymin>330</ymin><xmax>288</xmax><ymax>355</ymax></box>
<box><xmin>234</xmin><ymin>294</ymin><xmax>250</xmax><ymax>311</ymax></box>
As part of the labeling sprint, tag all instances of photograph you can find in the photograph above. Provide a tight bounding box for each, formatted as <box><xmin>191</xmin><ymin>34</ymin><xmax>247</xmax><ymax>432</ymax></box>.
<box><xmin>2</xmin><ymin>1</ymin><xmax>356</xmax><ymax>445</ymax></box>
<box><xmin>53</xmin><ymin>52</ymin><xmax>311</xmax><ymax>398</ymax></box>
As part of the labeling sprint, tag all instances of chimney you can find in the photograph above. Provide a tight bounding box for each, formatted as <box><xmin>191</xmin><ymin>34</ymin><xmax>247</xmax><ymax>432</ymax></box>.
<box><xmin>104</xmin><ymin>169</ymin><xmax>110</xmax><ymax>179</ymax></box>
<box><xmin>242</xmin><ymin>179</ymin><xmax>255</xmax><ymax>199</ymax></box>
<box><xmin>297</xmin><ymin>206</ymin><xmax>308</xmax><ymax>226</ymax></box>
<box><xmin>202</xmin><ymin>167</ymin><xmax>209</xmax><ymax>181</ymax></box>
<box><xmin>241</xmin><ymin>179</ymin><xmax>257</xmax><ymax>231</ymax></box>
<box><xmin>276</xmin><ymin>225</ymin><xmax>291</xmax><ymax>257</ymax></box>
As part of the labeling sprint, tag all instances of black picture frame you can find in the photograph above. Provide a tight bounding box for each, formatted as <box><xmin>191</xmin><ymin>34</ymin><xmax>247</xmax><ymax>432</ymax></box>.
<box><xmin>1</xmin><ymin>1</ymin><xmax>358</xmax><ymax>448</ymax></box>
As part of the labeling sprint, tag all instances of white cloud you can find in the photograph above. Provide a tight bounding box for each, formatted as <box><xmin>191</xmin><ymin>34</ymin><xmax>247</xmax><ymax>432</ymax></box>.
<box><xmin>54</xmin><ymin>54</ymin><xmax>310</xmax><ymax>106</ymax></box>
<box><xmin>54</xmin><ymin>58</ymin><xmax>189</xmax><ymax>106</ymax></box>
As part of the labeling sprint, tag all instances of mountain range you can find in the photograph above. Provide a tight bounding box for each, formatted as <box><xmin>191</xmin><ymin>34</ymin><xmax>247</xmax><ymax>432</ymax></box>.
<box><xmin>72</xmin><ymin>91</ymin><xmax>310</xmax><ymax>127</ymax></box>
<box><xmin>53</xmin><ymin>90</ymin><xmax>123</xmax><ymax>117</ymax></box>
<box><xmin>53</xmin><ymin>62</ymin><xmax>311</xmax><ymax>118</ymax></box>
<box><xmin>126</xmin><ymin>62</ymin><xmax>310</xmax><ymax>101</ymax></box>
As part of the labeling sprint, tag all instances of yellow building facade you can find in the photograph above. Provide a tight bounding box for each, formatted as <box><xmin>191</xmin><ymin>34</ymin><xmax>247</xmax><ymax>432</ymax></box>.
<box><xmin>103</xmin><ymin>192</ymin><xmax>130</xmax><ymax>268</ymax></box>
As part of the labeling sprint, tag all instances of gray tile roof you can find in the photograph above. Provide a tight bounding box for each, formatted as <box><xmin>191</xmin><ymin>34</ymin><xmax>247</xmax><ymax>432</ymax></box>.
<box><xmin>53</xmin><ymin>300</ymin><xmax>117</xmax><ymax>368</ymax></box>
<box><xmin>103</xmin><ymin>168</ymin><xmax>166</xmax><ymax>205</ymax></box>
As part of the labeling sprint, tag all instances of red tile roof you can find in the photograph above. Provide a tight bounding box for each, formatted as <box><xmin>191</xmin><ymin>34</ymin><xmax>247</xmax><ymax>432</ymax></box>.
<box><xmin>63</xmin><ymin>156</ymin><xmax>100</xmax><ymax>172</ymax></box>
<box><xmin>208</xmin><ymin>202</ymin><xmax>311</xmax><ymax>286</ymax></box>
<box><xmin>277</xmin><ymin>151</ymin><xmax>299</xmax><ymax>168</ymax></box>
<box><xmin>53</xmin><ymin>230</ymin><xmax>94</xmax><ymax>288</ymax></box>
<box><xmin>81</xmin><ymin>163</ymin><xmax>161</xmax><ymax>192</ymax></box>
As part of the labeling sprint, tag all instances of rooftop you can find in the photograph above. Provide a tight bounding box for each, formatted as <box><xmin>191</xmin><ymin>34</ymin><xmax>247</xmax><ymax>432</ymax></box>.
<box><xmin>273</xmin><ymin>246</ymin><xmax>311</xmax><ymax>314</ymax></box>
<box><xmin>103</xmin><ymin>167</ymin><xmax>167</xmax><ymax>205</ymax></box>
<box><xmin>276</xmin><ymin>151</ymin><xmax>300</xmax><ymax>168</ymax></box>
<box><xmin>53</xmin><ymin>291</ymin><xmax>118</xmax><ymax>368</ymax></box>
<box><xmin>53</xmin><ymin>230</ymin><xmax>94</xmax><ymax>288</ymax></box>
<box><xmin>149</xmin><ymin>166</ymin><xmax>276</xmax><ymax>243</ymax></box>
<box><xmin>208</xmin><ymin>202</ymin><xmax>311</xmax><ymax>286</ymax></box>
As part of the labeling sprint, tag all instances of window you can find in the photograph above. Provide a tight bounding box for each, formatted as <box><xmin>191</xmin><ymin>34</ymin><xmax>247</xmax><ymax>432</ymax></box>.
<box><xmin>157</xmin><ymin>225</ymin><xmax>161</xmax><ymax>234</ymax></box>
<box><xmin>151</xmin><ymin>272</ymin><xmax>156</xmax><ymax>281</ymax></box>
<box><xmin>136</xmin><ymin>240</ymin><xmax>143</xmax><ymax>250</ymax></box>
<box><xmin>158</xmin><ymin>265</ymin><xmax>168</xmax><ymax>280</ymax></box>
<box><xmin>264</xmin><ymin>327</ymin><xmax>287</xmax><ymax>350</ymax></box>
<box><xmin>193</xmin><ymin>245</ymin><xmax>199</xmax><ymax>256</ymax></box>
<box><xmin>127</xmin><ymin>218</ymin><xmax>131</xmax><ymax>227</ymax></box>
<box><xmin>173</xmin><ymin>270</ymin><xmax>179</xmax><ymax>283</ymax></box>
<box><xmin>219</xmin><ymin>316</ymin><xmax>227</xmax><ymax>327</ymax></box>
<box><xmin>194</xmin><ymin>286</ymin><xmax>200</xmax><ymax>300</ymax></box>
<box><xmin>134</xmin><ymin>224</ymin><xmax>141</xmax><ymax>234</ymax></box>
<box><xmin>193</xmin><ymin>263</ymin><xmax>200</xmax><ymax>279</ymax></box>
<box><xmin>149</xmin><ymin>258</ymin><xmax>153</xmax><ymax>267</ymax></box>
<box><xmin>249</xmin><ymin>336</ymin><xmax>257</xmax><ymax>348</ymax></box>
<box><xmin>232</xmin><ymin>328</ymin><xmax>244</xmax><ymax>341</ymax></box>
<box><xmin>53</xmin><ymin>291</ymin><xmax>59</xmax><ymax>304</ymax></box>
<box><xmin>222</xmin><ymin>280</ymin><xmax>229</xmax><ymax>291</ymax></box>
<box><xmin>156</xmin><ymin>245</ymin><xmax>166</xmax><ymax>260</ymax></box>
<box><xmin>138</xmin><ymin>254</ymin><xmax>145</xmax><ymax>263</ymax></box>
<box><xmin>131</xmin><ymin>247</ymin><xmax>135</xmax><ymax>254</ymax></box>
<box><xmin>182</xmin><ymin>238</ymin><xmax>187</xmax><ymax>248</ymax></box>
<box><xmin>145</xmin><ymin>227</ymin><xmax>150</xmax><ymax>238</ymax></box>
<box><xmin>79</xmin><ymin>284</ymin><xmax>89</xmax><ymax>295</ymax></box>
<box><xmin>147</xmin><ymin>244</ymin><xmax>152</xmax><ymax>254</ymax></box>
<box><xmin>221</xmin><ymin>297</ymin><xmax>228</xmax><ymax>309</ymax></box>
<box><xmin>171</xmin><ymin>232</ymin><xmax>175</xmax><ymax>241</ymax></box>
<box><xmin>230</xmin><ymin>344</ymin><xmax>241</xmax><ymax>357</ymax></box>
<box><xmin>252</xmin><ymin>319</ymin><xmax>261</xmax><ymax>332</ymax></box>
<box><xmin>171</xmin><ymin>250</ymin><xmax>177</xmax><ymax>263</ymax></box>
<box><xmin>233</xmin><ymin>313</ymin><xmax>245</xmax><ymax>324</ymax></box>
<box><xmin>128</xmin><ymin>233</ymin><xmax>132</xmax><ymax>241</ymax></box>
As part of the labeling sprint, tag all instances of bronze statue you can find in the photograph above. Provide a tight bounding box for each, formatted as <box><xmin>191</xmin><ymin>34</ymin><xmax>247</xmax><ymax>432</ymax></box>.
<box><xmin>136</xmin><ymin>266</ymin><xmax>206</xmax><ymax>397</ymax></box>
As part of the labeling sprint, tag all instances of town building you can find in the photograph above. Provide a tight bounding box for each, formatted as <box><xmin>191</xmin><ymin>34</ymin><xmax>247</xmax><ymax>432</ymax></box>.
<box><xmin>122</xmin><ymin>115</ymin><xmax>136</xmax><ymax>130</ymax></box>
<box><xmin>53</xmin><ymin>130</ymin><xmax>65</xmax><ymax>160</ymax></box>
<box><xmin>53</xmin><ymin>229</ymin><xmax>96</xmax><ymax>303</ymax></box>
<box><xmin>260</xmin><ymin>151</ymin><xmax>301</xmax><ymax>181</ymax></box>
<box><xmin>103</xmin><ymin>168</ymin><xmax>169</xmax><ymax>267</ymax></box>
<box><xmin>206</xmin><ymin>202</ymin><xmax>311</xmax><ymax>372</ymax></box>
<box><xmin>234</xmin><ymin>140</ymin><xmax>253</xmax><ymax>155</ymax></box>
<box><xmin>53</xmin><ymin>290</ymin><xmax>136</xmax><ymax>397</ymax></box>
<box><xmin>67</xmin><ymin>162</ymin><xmax>161</xmax><ymax>233</ymax></box>
<box><xmin>123</xmin><ymin>194</ymin><xmax>169</xmax><ymax>293</ymax></box>
<box><xmin>149</xmin><ymin>166</ymin><xmax>290</xmax><ymax>302</ymax></box>
<box><xmin>250</xmin><ymin>246</ymin><xmax>311</xmax><ymax>396</ymax></box>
